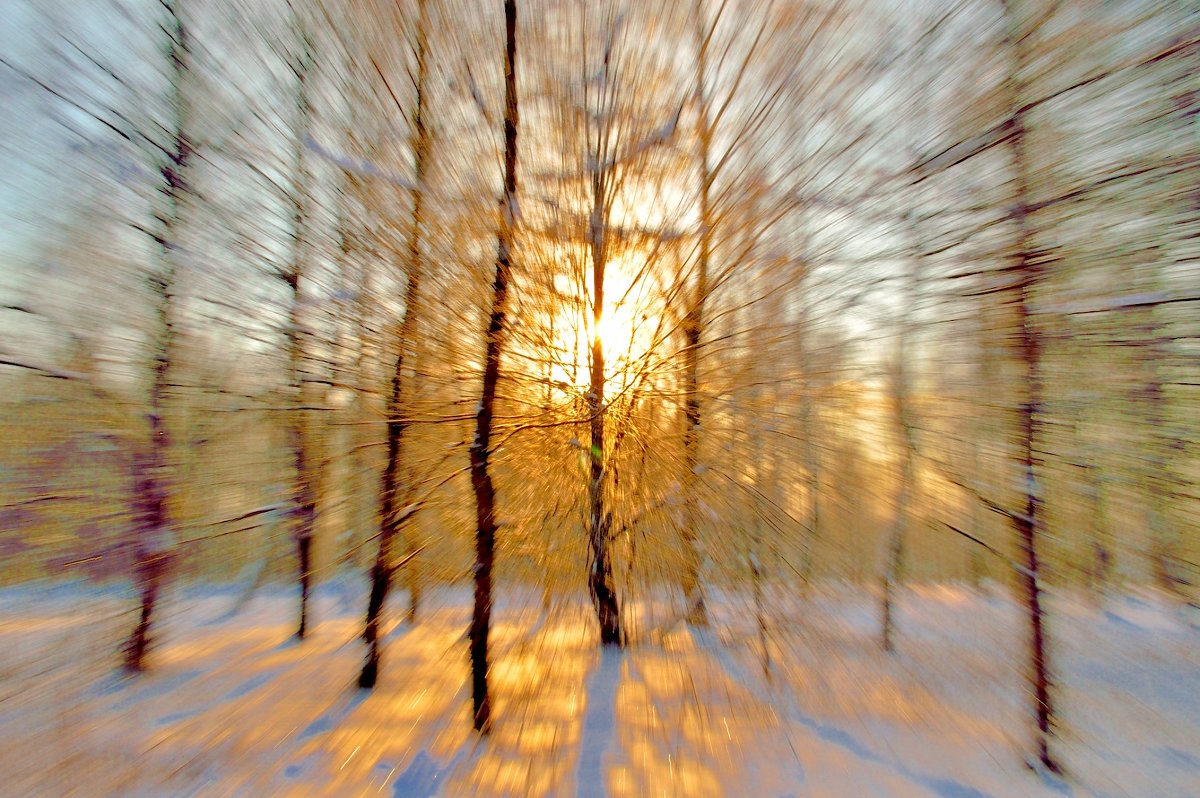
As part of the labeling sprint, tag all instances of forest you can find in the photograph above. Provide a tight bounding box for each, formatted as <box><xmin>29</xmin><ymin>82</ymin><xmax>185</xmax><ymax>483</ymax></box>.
<box><xmin>0</xmin><ymin>0</ymin><xmax>1197</xmax><ymax>795</ymax></box>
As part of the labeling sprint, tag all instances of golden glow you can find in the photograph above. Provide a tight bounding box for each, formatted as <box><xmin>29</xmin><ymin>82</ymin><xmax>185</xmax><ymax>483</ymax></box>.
<box><xmin>549</xmin><ymin>248</ymin><xmax>653</xmax><ymax>394</ymax></box>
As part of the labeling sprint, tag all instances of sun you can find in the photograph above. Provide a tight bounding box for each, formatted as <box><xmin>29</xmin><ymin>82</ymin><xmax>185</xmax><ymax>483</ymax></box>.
<box><xmin>544</xmin><ymin>248</ymin><xmax>652</xmax><ymax>396</ymax></box>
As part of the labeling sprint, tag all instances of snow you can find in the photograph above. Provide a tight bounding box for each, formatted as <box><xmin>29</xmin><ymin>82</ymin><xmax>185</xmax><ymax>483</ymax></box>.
<box><xmin>0</xmin><ymin>581</ymin><xmax>1196</xmax><ymax>796</ymax></box>
<box><xmin>576</xmin><ymin>647</ymin><xmax>623</xmax><ymax>798</ymax></box>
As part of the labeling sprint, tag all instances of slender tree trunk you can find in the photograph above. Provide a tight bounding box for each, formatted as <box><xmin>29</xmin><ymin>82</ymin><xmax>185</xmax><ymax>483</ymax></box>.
<box><xmin>1134</xmin><ymin>271</ymin><xmax>1187</xmax><ymax>604</ymax></box>
<box><xmin>795</xmin><ymin>258</ymin><xmax>820</xmax><ymax>591</ymax></box>
<box><xmin>468</xmin><ymin>0</ymin><xmax>519</xmax><ymax>732</ymax></box>
<box><xmin>351</xmin><ymin>199</ymin><xmax>375</xmax><ymax>572</ymax></box>
<box><xmin>1001</xmin><ymin>0</ymin><xmax>1057</xmax><ymax>773</ymax></box>
<box><xmin>680</xmin><ymin>1</ymin><xmax>713</xmax><ymax>626</ymax></box>
<box><xmin>576</xmin><ymin>15</ymin><xmax>622</xmax><ymax>648</ymax></box>
<box><xmin>880</xmin><ymin>439</ymin><xmax>913</xmax><ymax>652</ymax></box>
<box><xmin>882</xmin><ymin>208</ymin><xmax>920</xmax><ymax>653</ymax></box>
<box><xmin>406</xmin><ymin>537</ymin><xmax>423</xmax><ymax>620</ymax></box>
<box><xmin>967</xmin><ymin>431</ymin><xmax>986</xmax><ymax>589</ymax></box>
<box><xmin>361</xmin><ymin>0</ymin><xmax>429</xmax><ymax>687</ymax></box>
<box><xmin>1146</xmin><ymin>378</ymin><xmax>1188</xmax><ymax>604</ymax></box>
<box><xmin>1091</xmin><ymin>475</ymin><xmax>1112</xmax><ymax>596</ymax></box>
<box><xmin>587</xmin><ymin>167</ymin><xmax>622</xmax><ymax>647</ymax></box>
<box><xmin>749</xmin><ymin>342</ymin><xmax>775</xmax><ymax>679</ymax></box>
<box><xmin>1075</xmin><ymin>408</ymin><xmax>1110</xmax><ymax>598</ymax></box>
<box><xmin>123</xmin><ymin>0</ymin><xmax>189</xmax><ymax>673</ymax></box>
<box><xmin>125</xmin><ymin>448</ymin><xmax>172</xmax><ymax>671</ymax></box>
<box><xmin>286</xmin><ymin>22</ymin><xmax>317</xmax><ymax>641</ymax></box>
<box><xmin>333</xmin><ymin>195</ymin><xmax>360</xmax><ymax>568</ymax></box>
<box><xmin>361</xmin><ymin>336</ymin><xmax>403</xmax><ymax>686</ymax></box>
<box><xmin>968</xmin><ymin>334</ymin><xmax>989</xmax><ymax>590</ymax></box>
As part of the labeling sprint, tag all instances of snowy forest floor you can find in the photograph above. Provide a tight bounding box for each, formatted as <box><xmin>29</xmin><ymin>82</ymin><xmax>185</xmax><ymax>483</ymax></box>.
<box><xmin>1</xmin><ymin>580</ymin><xmax>1197</xmax><ymax>797</ymax></box>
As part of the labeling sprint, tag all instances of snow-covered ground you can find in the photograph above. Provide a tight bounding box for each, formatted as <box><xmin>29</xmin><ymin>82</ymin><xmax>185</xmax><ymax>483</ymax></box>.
<box><xmin>0</xmin><ymin>580</ymin><xmax>1196</xmax><ymax>797</ymax></box>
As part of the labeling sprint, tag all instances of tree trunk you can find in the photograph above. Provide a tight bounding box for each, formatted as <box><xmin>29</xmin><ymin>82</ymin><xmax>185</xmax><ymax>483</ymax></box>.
<box><xmin>586</xmin><ymin>174</ymin><xmax>622</xmax><ymax>646</ymax></box>
<box><xmin>360</xmin><ymin>357</ymin><xmax>402</xmax><ymax>687</ymax></box>
<box><xmin>468</xmin><ymin>0</ymin><xmax>519</xmax><ymax>732</ymax></box>
<box><xmin>680</xmin><ymin>1</ymin><xmax>714</xmax><ymax>626</ymax></box>
<box><xmin>351</xmin><ymin>197</ymin><xmax>375</xmax><ymax>572</ymax></box>
<box><xmin>124</xmin><ymin>449</ymin><xmax>172</xmax><ymax>671</ymax></box>
<box><xmin>795</xmin><ymin>257</ymin><xmax>820</xmax><ymax>591</ymax></box>
<box><xmin>882</xmin><ymin>206</ymin><xmax>921</xmax><ymax>652</ymax></box>
<box><xmin>286</xmin><ymin>20</ymin><xmax>317</xmax><ymax>641</ymax></box>
<box><xmin>1075</xmin><ymin>408</ymin><xmax>1110</xmax><ymax>599</ymax></box>
<box><xmin>880</xmin><ymin>459</ymin><xmax>911</xmax><ymax>653</ymax></box>
<box><xmin>1001</xmin><ymin>0</ymin><xmax>1057</xmax><ymax>773</ymax></box>
<box><xmin>123</xmin><ymin>0</ymin><xmax>189</xmax><ymax>673</ymax></box>
<box><xmin>361</xmin><ymin>0</ymin><xmax>429</xmax><ymax>687</ymax></box>
<box><xmin>750</xmin><ymin>352</ymin><xmax>775</xmax><ymax>679</ymax></box>
<box><xmin>1135</xmin><ymin>275</ymin><xmax>1187</xmax><ymax>604</ymax></box>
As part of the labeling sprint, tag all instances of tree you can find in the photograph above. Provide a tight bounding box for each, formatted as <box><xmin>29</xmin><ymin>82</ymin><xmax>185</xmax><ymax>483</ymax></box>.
<box><xmin>1000</xmin><ymin>0</ymin><xmax>1057</xmax><ymax>772</ymax></box>
<box><xmin>283</xmin><ymin>3</ymin><xmax>318</xmax><ymax>641</ymax></box>
<box><xmin>124</xmin><ymin>0</ymin><xmax>193</xmax><ymax>673</ymax></box>
<box><xmin>468</xmin><ymin>0</ymin><xmax>520</xmax><ymax>733</ymax></box>
<box><xmin>361</xmin><ymin>0</ymin><xmax>432</xmax><ymax>688</ymax></box>
<box><xmin>579</xmin><ymin>8</ymin><xmax>629</xmax><ymax>648</ymax></box>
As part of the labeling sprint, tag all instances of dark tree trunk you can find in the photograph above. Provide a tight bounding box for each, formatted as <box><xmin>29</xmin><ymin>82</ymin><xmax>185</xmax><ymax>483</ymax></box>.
<box><xmin>286</xmin><ymin>25</ymin><xmax>317</xmax><ymax>641</ymax></box>
<box><xmin>468</xmin><ymin>0</ymin><xmax>519</xmax><ymax>733</ymax></box>
<box><xmin>124</xmin><ymin>450</ymin><xmax>172</xmax><ymax>672</ymax></box>
<box><xmin>586</xmin><ymin>371</ymin><xmax>621</xmax><ymax>646</ymax></box>
<box><xmin>126</xmin><ymin>564</ymin><xmax>161</xmax><ymax>671</ymax></box>
<box><xmin>360</xmin><ymin>359</ymin><xmax>403</xmax><ymax>687</ymax></box>
<box><xmin>587</xmin><ymin>165</ymin><xmax>622</xmax><ymax>648</ymax></box>
<box><xmin>360</xmin><ymin>0</ymin><xmax>429</xmax><ymax>688</ymax></box>
<box><xmin>289</xmin><ymin>410</ymin><xmax>316</xmax><ymax>642</ymax></box>
<box><xmin>1001</xmin><ymin>0</ymin><xmax>1057</xmax><ymax>773</ymax></box>
<box><xmin>123</xmin><ymin>0</ymin><xmax>189</xmax><ymax>673</ymax></box>
<box><xmin>296</xmin><ymin>532</ymin><xmax>312</xmax><ymax>638</ymax></box>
